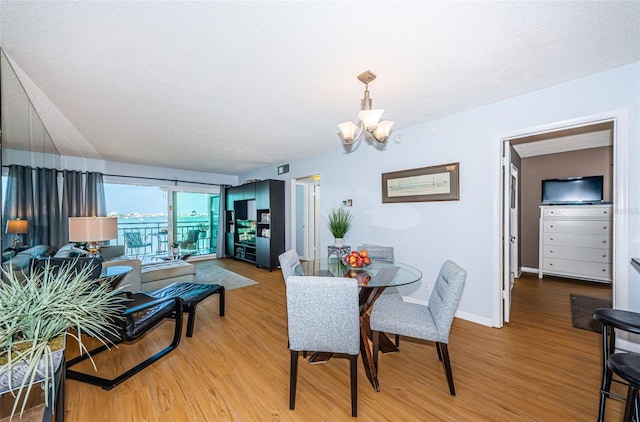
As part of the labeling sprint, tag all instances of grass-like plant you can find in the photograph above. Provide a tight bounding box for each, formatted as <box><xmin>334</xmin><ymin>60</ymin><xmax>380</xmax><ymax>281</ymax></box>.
<box><xmin>0</xmin><ymin>259</ymin><xmax>126</xmax><ymax>419</ymax></box>
<box><xmin>328</xmin><ymin>207</ymin><xmax>353</xmax><ymax>239</ymax></box>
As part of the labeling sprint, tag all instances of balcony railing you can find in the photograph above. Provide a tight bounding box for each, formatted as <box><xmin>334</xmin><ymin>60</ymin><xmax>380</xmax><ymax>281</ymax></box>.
<box><xmin>115</xmin><ymin>219</ymin><xmax>215</xmax><ymax>256</ymax></box>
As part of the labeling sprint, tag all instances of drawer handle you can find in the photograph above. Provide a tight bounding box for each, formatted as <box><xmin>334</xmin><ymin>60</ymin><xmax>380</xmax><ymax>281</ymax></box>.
<box><xmin>550</xmin><ymin>225</ymin><xmax>554</xmax><ymax>228</ymax></box>
<box><xmin>550</xmin><ymin>250</ymin><xmax>554</xmax><ymax>253</ymax></box>
<box><xmin>602</xmin><ymin>269</ymin><xmax>606</xmax><ymax>272</ymax></box>
<box><xmin>602</xmin><ymin>255</ymin><xmax>607</xmax><ymax>258</ymax></box>
<box><xmin>603</xmin><ymin>240</ymin><xmax>607</xmax><ymax>244</ymax></box>
<box><xmin>603</xmin><ymin>226</ymin><xmax>607</xmax><ymax>230</ymax></box>
<box><xmin>550</xmin><ymin>238</ymin><xmax>554</xmax><ymax>241</ymax></box>
<box><xmin>549</xmin><ymin>263</ymin><xmax>553</xmax><ymax>266</ymax></box>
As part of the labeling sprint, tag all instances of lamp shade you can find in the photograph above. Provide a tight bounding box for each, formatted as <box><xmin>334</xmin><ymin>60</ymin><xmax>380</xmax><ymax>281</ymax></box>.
<box><xmin>372</xmin><ymin>120</ymin><xmax>394</xmax><ymax>143</ymax></box>
<box><xmin>338</xmin><ymin>121</ymin><xmax>359</xmax><ymax>143</ymax></box>
<box><xmin>6</xmin><ymin>219</ymin><xmax>28</xmax><ymax>234</ymax></box>
<box><xmin>68</xmin><ymin>217</ymin><xmax>118</xmax><ymax>242</ymax></box>
<box><xmin>358</xmin><ymin>109</ymin><xmax>384</xmax><ymax>131</ymax></box>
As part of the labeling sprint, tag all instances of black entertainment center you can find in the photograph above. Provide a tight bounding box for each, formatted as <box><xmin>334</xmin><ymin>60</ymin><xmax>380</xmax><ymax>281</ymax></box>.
<box><xmin>225</xmin><ymin>179</ymin><xmax>284</xmax><ymax>270</ymax></box>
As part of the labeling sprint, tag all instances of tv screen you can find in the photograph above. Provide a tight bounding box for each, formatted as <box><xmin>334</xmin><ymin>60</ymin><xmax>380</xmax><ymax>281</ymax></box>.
<box><xmin>541</xmin><ymin>176</ymin><xmax>604</xmax><ymax>205</ymax></box>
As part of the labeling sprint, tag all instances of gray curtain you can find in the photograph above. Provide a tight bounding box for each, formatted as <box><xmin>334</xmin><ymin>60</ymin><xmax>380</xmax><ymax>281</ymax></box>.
<box><xmin>2</xmin><ymin>167</ymin><xmax>107</xmax><ymax>247</ymax></box>
<box><xmin>61</xmin><ymin>170</ymin><xmax>84</xmax><ymax>240</ymax></box>
<box><xmin>60</xmin><ymin>170</ymin><xmax>107</xmax><ymax>243</ymax></box>
<box><xmin>34</xmin><ymin>167</ymin><xmax>61</xmax><ymax>246</ymax></box>
<box><xmin>216</xmin><ymin>186</ymin><xmax>227</xmax><ymax>257</ymax></box>
<box><xmin>2</xmin><ymin>166</ymin><xmax>63</xmax><ymax>247</ymax></box>
<box><xmin>3</xmin><ymin>165</ymin><xmax>34</xmax><ymax>247</ymax></box>
<box><xmin>85</xmin><ymin>172</ymin><xmax>107</xmax><ymax>217</ymax></box>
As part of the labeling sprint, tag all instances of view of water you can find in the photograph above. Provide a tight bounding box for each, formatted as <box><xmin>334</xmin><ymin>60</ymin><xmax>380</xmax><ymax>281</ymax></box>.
<box><xmin>115</xmin><ymin>215</ymin><xmax>216</xmax><ymax>254</ymax></box>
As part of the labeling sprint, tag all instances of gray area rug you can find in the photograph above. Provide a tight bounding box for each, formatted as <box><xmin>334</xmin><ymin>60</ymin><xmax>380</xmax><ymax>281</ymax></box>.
<box><xmin>192</xmin><ymin>259</ymin><xmax>258</xmax><ymax>290</ymax></box>
<box><xmin>570</xmin><ymin>294</ymin><xmax>612</xmax><ymax>333</ymax></box>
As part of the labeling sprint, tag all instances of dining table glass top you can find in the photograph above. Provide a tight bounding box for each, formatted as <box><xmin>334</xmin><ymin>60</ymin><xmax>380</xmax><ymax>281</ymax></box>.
<box><xmin>296</xmin><ymin>258</ymin><xmax>422</xmax><ymax>288</ymax></box>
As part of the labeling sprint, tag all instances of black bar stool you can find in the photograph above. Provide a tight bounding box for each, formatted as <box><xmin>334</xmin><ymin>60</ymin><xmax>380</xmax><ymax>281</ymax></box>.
<box><xmin>593</xmin><ymin>308</ymin><xmax>640</xmax><ymax>421</ymax></box>
<box><xmin>608</xmin><ymin>352</ymin><xmax>640</xmax><ymax>422</ymax></box>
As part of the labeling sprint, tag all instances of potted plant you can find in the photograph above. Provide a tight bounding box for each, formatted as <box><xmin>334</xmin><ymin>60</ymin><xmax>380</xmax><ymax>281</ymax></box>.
<box><xmin>0</xmin><ymin>260</ymin><xmax>125</xmax><ymax>419</ymax></box>
<box><xmin>328</xmin><ymin>207</ymin><xmax>353</xmax><ymax>247</ymax></box>
<box><xmin>169</xmin><ymin>241</ymin><xmax>180</xmax><ymax>256</ymax></box>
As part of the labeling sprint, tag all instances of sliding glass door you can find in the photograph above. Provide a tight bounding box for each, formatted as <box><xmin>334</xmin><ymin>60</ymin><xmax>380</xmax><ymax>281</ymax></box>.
<box><xmin>171</xmin><ymin>189</ymin><xmax>220</xmax><ymax>256</ymax></box>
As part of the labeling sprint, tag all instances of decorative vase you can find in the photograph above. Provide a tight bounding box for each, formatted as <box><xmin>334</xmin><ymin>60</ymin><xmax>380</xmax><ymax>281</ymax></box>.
<box><xmin>171</xmin><ymin>247</ymin><xmax>179</xmax><ymax>256</ymax></box>
<box><xmin>0</xmin><ymin>336</ymin><xmax>65</xmax><ymax>394</ymax></box>
<box><xmin>334</xmin><ymin>238</ymin><xmax>344</xmax><ymax>247</ymax></box>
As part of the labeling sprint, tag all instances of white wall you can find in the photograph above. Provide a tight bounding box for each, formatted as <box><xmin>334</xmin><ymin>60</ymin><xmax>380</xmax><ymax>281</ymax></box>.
<box><xmin>242</xmin><ymin>62</ymin><xmax>640</xmax><ymax>327</ymax></box>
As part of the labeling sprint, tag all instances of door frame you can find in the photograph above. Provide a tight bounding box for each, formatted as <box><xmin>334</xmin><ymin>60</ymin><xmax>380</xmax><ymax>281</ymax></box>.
<box><xmin>290</xmin><ymin>176</ymin><xmax>321</xmax><ymax>260</ymax></box>
<box><xmin>493</xmin><ymin>109</ymin><xmax>629</xmax><ymax>327</ymax></box>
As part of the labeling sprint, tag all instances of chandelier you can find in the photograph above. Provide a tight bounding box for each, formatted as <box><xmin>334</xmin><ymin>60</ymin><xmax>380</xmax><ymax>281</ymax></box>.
<box><xmin>338</xmin><ymin>70</ymin><xmax>394</xmax><ymax>145</ymax></box>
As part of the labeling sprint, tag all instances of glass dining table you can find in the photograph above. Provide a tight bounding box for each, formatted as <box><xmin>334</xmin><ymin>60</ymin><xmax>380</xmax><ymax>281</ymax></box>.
<box><xmin>296</xmin><ymin>258</ymin><xmax>422</xmax><ymax>392</ymax></box>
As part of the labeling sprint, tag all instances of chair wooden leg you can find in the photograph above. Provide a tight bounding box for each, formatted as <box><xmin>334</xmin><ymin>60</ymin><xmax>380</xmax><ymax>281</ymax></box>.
<box><xmin>372</xmin><ymin>330</ymin><xmax>380</xmax><ymax>372</ymax></box>
<box><xmin>395</xmin><ymin>334</ymin><xmax>400</xmax><ymax>347</ymax></box>
<box><xmin>436</xmin><ymin>342</ymin><xmax>443</xmax><ymax>361</ymax></box>
<box><xmin>350</xmin><ymin>354</ymin><xmax>358</xmax><ymax>417</ymax></box>
<box><xmin>437</xmin><ymin>342</ymin><xmax>456</xmax><ymax>395</ymax></box>
<box><xmin>290</xmin><ymin>350</ymin><xmax>299</xmax><ymax>410</ymax></box>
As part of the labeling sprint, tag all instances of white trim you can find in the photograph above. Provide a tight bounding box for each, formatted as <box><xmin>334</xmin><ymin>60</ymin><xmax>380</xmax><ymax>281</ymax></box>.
<box><xmin>290</xmin><ymin>179</ymin><xmax>297</xmax><ymax>257</ymax></box>
<box><xmin>493</xmin><ymin>109</ymin><xmax>630</xmax><ymax>328</ymax></box>
<box><xmin>520</xmin><ymin>266</ymin><xmax>538</xmax><ymax>274</ymax></box>
<box><xmin>402</xmin><ymin>296</ymin><xmax>493</xmax><ymax>327</ymax></box>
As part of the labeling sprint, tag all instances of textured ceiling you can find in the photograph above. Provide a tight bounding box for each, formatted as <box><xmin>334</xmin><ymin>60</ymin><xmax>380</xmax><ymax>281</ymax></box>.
<box><xmin>1</xmin><ymin>1</ymin><xmax>639</xmax><ymax>175</ymax></box>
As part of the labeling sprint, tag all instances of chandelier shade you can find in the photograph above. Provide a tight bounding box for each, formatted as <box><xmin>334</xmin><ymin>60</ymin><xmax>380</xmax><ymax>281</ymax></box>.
<box><xmin>338</xmin><ymin>70</ymin><xmax>394</xmax><ymax>146</ymax></box>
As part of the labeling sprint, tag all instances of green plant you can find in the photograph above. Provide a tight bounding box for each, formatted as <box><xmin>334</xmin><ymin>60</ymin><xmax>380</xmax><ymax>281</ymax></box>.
<box><xmin>328</xmin><ymin>207</ymin><xmax>353</xmax><ymax>239</ymax></box>
<box><xmin>0</xmin><ymin>260</ymin><xmax>125</xmax><ymax>419</ymax></box>
<box><xmin>169</xmin><ymin>241</ymin><xmax>179</xmax><ymax>249</ymax></box>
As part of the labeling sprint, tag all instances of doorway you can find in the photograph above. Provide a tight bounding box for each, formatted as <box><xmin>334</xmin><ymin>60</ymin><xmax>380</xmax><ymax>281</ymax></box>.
<box><xmin>292</xmin><ymin>175</ymin><xmax>321</xmax><ymax>260</ymax></box>
<box><xmin>496</xmin><ymin>109</ymin><xmax>630</xmax><ymax>327</ymax></box>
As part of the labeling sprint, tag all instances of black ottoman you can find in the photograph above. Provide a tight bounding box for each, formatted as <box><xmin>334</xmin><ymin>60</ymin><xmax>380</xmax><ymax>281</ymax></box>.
<box><xmin>149</xmin><ymin>282</ymin><xmax>225</xmax><ymax>337</ymax></box>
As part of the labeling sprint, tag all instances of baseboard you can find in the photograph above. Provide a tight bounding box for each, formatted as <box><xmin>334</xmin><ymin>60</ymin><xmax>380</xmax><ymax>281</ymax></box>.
<box><xmin>520</xmin><ymin>266</ymin><xmax>538</xmax><ymax>274</ymax></box>
<box><xmin>402</xmin><ymin>296</ymin><xmax>493</xmax><ymax>327</ymax></box>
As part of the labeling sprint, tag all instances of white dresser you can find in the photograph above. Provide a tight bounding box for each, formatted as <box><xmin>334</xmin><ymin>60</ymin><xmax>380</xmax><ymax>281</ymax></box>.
<box><xmin>538</xmin><ymin>204</ymin><xmax>612</xmax><ymax>283</ymax></box>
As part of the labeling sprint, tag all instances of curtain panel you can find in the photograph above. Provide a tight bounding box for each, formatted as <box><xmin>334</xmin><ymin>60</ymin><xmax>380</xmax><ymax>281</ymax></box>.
<box><xmin>2</xmin><ymin>166</ymin><xmax>106</xmax><ymax>248</ymax></box>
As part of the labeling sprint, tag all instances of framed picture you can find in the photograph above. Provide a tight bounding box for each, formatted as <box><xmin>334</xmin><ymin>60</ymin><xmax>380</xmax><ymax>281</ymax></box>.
<box><xmin>382</xmin><ymin>162</ymin><xmax>460</xmax><ymax>203</ymax></box>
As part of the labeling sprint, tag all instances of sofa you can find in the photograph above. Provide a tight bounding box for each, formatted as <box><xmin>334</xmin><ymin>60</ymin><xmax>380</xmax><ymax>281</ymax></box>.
<box><xmin>2</xmin><ymin>243</ymin><xmax>195</xmax><ymax>292</ymax></box>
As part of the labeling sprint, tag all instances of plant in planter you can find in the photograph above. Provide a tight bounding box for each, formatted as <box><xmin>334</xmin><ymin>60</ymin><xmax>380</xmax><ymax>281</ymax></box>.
<box><xmin>0</xmin><ymin>259</ymin><xmax>125</xmax><ymax>419</ymax></box>
<box><xmin>328</xmin><ymin>207</ymin><xmax>353</xmax><ymax>247</ymax></box>
<box><xmin>169</xmin><ymin>241</ymin><xmax>180</xmax><ymax>255</ymax></box>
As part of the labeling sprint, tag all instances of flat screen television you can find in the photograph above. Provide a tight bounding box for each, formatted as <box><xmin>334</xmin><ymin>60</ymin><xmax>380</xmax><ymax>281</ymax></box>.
<box><xmin>541</xmin><ymin>175</ymin><xmax>604</xmax><ymax>205</ymax></box>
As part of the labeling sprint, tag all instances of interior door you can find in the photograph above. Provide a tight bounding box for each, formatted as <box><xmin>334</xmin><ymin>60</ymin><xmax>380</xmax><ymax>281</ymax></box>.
<box><xmin>510</xmin><ymin>164</ymin><xmax>520</xmax><ymax>278</ymax></box>
<box><xmin>502</xmin><ymin>146</ymin><xmax>513</xmax><ymax>323</ymax></box>
<box><xmin>293</xmin><ymin>176</ymin><xmax>321</xmax><ymax>260</ymax></box>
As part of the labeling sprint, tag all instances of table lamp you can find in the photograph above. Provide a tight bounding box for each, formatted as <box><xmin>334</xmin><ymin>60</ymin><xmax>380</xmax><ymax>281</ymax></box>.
<box><xmin>68</xmin><ymin>216</ymin><xmax>118</xmax><ymax>257</ymax></box>
<box><xmin>5</xmin><ymin>219</ymin><xmax>29</xmax><ymax>248</ymax></box>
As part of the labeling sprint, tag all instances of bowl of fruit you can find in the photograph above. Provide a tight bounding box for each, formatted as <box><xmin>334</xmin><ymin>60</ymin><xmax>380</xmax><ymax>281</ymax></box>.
<box><xmin>343</xmin><ymin>250</ymin><xmax>371</xmax><ymax>268</ymax></box>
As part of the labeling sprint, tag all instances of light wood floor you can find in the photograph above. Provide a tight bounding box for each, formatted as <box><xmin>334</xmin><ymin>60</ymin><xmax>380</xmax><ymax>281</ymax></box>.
<box><xmin>62</xmin><ymin>260</ymin><xmax>623</xmax><ymax>421</ymax></box>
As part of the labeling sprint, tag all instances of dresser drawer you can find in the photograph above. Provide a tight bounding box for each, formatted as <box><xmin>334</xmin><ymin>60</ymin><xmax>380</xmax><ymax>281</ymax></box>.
<box><xmin>542</xmin><ymin>206</ymin><xmax>612</xmax><ymax>219</ymax></box>
<box><xmin>542</xmin><ymin>258</ymin><xmax>611</xmax><ymax>280</ymax></box>
<box><xmin>542</xmin><ymin>232</ymin><xmax>611</xmax><ymax>248</ymax></box>
<box><xmin>543</xmin><ymin>220</ymin><xmax>611</xmax><ymax>235</ymax></box>
<box><xmin>542</xmin><ymin>245</ymin><xmax>611</xmax><ymax>263</ymax></box>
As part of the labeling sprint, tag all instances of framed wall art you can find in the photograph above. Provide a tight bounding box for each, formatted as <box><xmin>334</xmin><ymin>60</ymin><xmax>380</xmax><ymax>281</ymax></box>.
<box><xmin>382</xmin><ymin>162</ymin><xmax>460</xmax><ymax>203</ymax></box>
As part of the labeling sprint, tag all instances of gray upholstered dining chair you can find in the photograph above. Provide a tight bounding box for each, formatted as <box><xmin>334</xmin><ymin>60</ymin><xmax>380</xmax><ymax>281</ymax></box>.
<box><xmin>370</xmin><ymin>259</ymin><xmax>467</xmax><ymax>395</ymax></box>
<box><xmin>285</xmin><ymin>275</ymin><xmax>360</xmax><ymax>417</ymax></box>
<box><xmin>278</xmin><ymin>249</ymin><xmax>300</xmax><ymax>282</ymax></box>
<box><xmin>357</xmin><ymin>244</ymin><xmax>394</xmax><ymax>263</ymax></box>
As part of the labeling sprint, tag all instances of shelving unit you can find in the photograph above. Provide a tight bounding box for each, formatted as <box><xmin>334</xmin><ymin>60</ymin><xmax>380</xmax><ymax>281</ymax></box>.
<box><xmin>225</xmin><ymin>179</ymin><xmax>284</xmax><ymax>270</ymax></box>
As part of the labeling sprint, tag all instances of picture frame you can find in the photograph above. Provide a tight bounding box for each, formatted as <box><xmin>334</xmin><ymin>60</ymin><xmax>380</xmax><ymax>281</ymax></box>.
<box><xmin>382</xmin><ymin>162</ymin><xmax>460</xmax><ymax>203</ymax></box>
